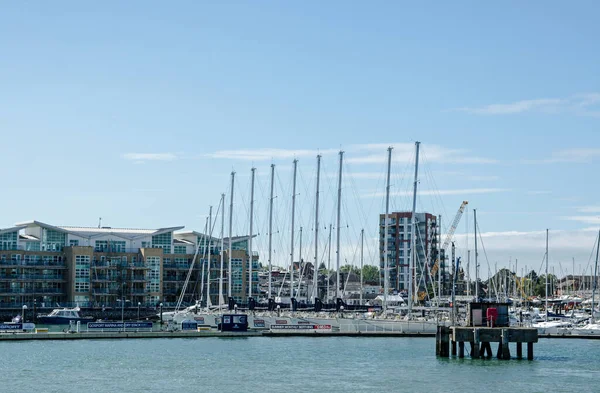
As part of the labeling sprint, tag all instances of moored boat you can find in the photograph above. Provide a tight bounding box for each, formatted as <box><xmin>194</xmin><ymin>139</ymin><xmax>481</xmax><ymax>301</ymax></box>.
<box><xmin>37</xmin><ymin>307</ymin><xmax>95</xmax><ymax>325</ymax></box>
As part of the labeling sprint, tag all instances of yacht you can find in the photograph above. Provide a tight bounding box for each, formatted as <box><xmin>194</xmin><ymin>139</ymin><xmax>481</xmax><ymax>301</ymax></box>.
<box><xmin>37</xmin><ymin>307</ymin><xmax>95</xmax><ymax>325</ymax></box>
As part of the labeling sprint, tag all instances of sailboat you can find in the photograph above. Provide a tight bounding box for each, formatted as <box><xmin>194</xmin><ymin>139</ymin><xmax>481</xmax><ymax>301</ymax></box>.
<box><xmin>566</xmin><ymin>229</ymin><xmax>600</xmax><ymax>336</ymax></box>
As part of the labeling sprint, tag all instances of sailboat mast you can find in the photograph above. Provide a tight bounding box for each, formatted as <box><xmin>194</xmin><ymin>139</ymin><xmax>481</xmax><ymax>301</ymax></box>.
<box><xmin>313</xmin><ymin>155</ymin><xmax>321</xmax><ymax>301</ymax></box>
<box><xmin>384</xmin><ymin>146</ymin><xmax>392</xmax><ymax>312</ymax></box>
<box><xmin>467</xmin><ymin>250</ymin><xmax>471</xmax><ymax>297</ymax></box>
<box><xmin>336</xmin><ymin>151</ymin><xmax>344</xmax><ymax>300</ymax></box>
<box><xmin>290</xmin><ymin>159</ymin><xmax>298</xmax><ymax>300</ymax></box>
<box><xmin>327</xmin><ymin>224</ymin><xmax>332</xmax><ymax>302</ymax></box>
<box><xmin>409</xmin><ymin>141</ymin><xmax>420</xmax><ymax>316</ymax></box>
<box><xmin>438</xmin><ymin>214</ymin><xmax>441</xmax><ymax>304</ymax></box>
<box><xmin>545</xmin><ymin>228</ymin><xmax>549</xmax><ymax>322</ymax></box>
<box><xmin>360</xmin><ymin>228</ymin><xmax>364</xmax><ymax>306</ymax></box>
<box><xmin>267</xmin><ymin>164</ymin><xmax>275</xmax><ymax>300</ymax></box>
<box><xmin>298</xmin><ymin>226</ymin><xmax>303</xmax><ymax>299</ymax></box>
<box><xmin>219</xmin><ymin>193</ymin><xmax>225</xmax><ymax>309</ymax></box>
<box><xmin>474</xmin><ymin>209</ymin><xmax>479</xmax><ymax>300</ymax></box>
<box><xmin>228</xmin><ymin>172</ymin><xmax>235</xmax><ymax>298</ymax></box>
<box><xmin>248</xmin><ymin>167</ymin><xmax>256</xmax><ymax>301</ymax></box>
<box><xmin>592</xmin><ymin>230</ymin><xmax>600</xmax><ymax>321</ymax></box>
<box><xmin>207</xmin><ymin>206</ymin><xmax>213</xmax><ymax>309</ymax></box>
<box><xmin>200</xmin><ymin>213</ymin><xmax>209</xmax><ymax>305</ymax></box>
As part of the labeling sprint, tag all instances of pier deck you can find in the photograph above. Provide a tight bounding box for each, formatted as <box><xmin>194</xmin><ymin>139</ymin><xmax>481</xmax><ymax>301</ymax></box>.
<box><xmin>436</xmin><ymin>326</ymin><xmax>539</xmax><ymax>360</ymax></box>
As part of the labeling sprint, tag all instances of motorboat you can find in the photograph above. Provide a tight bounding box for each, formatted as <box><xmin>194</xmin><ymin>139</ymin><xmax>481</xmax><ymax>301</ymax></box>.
<box><xmin>37</xmin><ymin>307</ymin><xmax>95</xmax><ymax>325</ymax></box>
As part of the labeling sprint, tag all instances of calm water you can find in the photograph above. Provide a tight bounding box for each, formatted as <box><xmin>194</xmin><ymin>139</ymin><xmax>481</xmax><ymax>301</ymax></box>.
<box><xmin>1</xmin><ymin>337</ymin><xmax>598</xmax><ymax>393</ymax></box>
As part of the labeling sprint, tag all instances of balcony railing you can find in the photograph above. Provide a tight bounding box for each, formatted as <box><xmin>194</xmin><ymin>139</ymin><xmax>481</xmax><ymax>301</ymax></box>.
<box><xmin>0</xmin><ymin>274</ymin><xmax>65</xmax><ymax>281</ymax></box>
<box><xmin>0</xmin><ymin>260</ymin><xmax>66</xmax><ymax>268</ymax></box>
<box><xmin>0</xmin><ymin>288</ymin><xmax>63</xmax><ymax>294</ymax></box>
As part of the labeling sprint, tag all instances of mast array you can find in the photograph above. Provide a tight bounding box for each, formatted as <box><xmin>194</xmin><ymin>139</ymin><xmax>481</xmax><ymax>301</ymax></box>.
<box><xmin>290</xmin><ymin>160</ymin><xmax>298</xmax><ymax>300</ymax></box>
<box><xmin>474</xmin><ymin>209</ymin><xmax>479</xmax><ymax>301</ymax></box>
<box><xmin>545</xmin><ymin>229</ymin><xmax>549</xmax><ymax>322</ymax></box>
<box><xmin>383</xmin><ymin>147</ymin><xmax>392</xmax><ymax>312</ymax></box>
<box><xmin>268</xmin><ymin>164</ymin><xmax>275</xmax><ymax>300</ymax></box>
<box><xmin>335</xmin><ymin>151</ymin><xmax>343</xmax><ymax>300</ymax></box>
<box><xmin>592</xmin><ymin>230</ymin><xmax>599</xmax><ymax>321</ymax></box>
<box><xmin>248</xmin><ymin>168</ymin><xmax>256</xmax><ymax>300</ymax></box>
<box><xmin>313</xmin><ymin>155</ymin><xmax>321</xmax><ymax>302</ymax></box>
<box><xmin>219</xmin><ymin>193</ymin><xmax>225</xmax><ymax>309</ymax></box>
<box><xmin>228</xmin><ymin>172</ymin><xmax>235</xmax><ymax>299</ymax></box>
<box><xmin>408</xmin><ymin>141</ymin><xmax>420</xmax><ymax>316</ymax></box>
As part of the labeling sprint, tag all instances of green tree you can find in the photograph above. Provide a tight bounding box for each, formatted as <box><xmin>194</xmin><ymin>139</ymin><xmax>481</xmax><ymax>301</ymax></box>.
<box><xmin>362</xmin><ymin>265</ymin><xmax>379</xmax><ymax>284</ymax></box>
<box><xmin>533</xmin><ymin>274</ymin><xmax>557</xmax><ymax>297</ymax></box>
<box><xmin>340</xmin><ymin>264</ymin><xmax>360</xmax><ymax>275</ymax></box>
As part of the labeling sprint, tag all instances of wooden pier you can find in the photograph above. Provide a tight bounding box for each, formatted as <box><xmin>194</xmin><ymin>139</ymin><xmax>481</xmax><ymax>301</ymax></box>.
<box><xmin>436</xmin><ymin>326</ymin><xmax>538</xmax><ymax>360</ymax></box>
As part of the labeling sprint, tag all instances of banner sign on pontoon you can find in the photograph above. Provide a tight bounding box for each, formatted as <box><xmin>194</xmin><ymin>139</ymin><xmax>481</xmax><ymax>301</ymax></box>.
<box><xmin>270</xmin><ymin>324</ymin><xmax>332</xmax><ymax>330</ymax></box>
<box><xmin>181</xmin><ymin>321</ymin><xmax>199</xmax><ymax>330</ymax></box>
<box><xmin>87</xmin><ymin>322</ymin><xmax>153</xmax><ymax>330</ymax></box>
<box><xmin>0</xmin><ymin>323</ymin><xmax>23</xmax><ymax>330</ymax></box>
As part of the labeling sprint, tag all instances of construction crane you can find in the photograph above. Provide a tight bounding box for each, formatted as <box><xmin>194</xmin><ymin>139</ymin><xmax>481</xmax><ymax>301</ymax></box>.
<box><xmin>432</xmin><ymin>200</ymin><xmax>468</xmax><ymax>276</ymax></box>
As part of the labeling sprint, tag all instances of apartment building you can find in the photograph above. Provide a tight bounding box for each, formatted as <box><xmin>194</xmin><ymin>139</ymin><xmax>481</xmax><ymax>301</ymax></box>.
<box><xmin>379</xmin><ymin>212</ymin><xmax>440</xmax><ymax>294</ymax></box>
<box><xmin>0</xmin><ymin>220</ymin><xmax>257</xmax><ymax>307</ymax></box>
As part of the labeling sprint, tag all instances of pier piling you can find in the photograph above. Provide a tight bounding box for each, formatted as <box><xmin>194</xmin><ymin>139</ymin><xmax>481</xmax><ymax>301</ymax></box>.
<box><xmin>527</xmin><ymin>342</ymin><xmax>534</xmax><ymax>360</ymax></box>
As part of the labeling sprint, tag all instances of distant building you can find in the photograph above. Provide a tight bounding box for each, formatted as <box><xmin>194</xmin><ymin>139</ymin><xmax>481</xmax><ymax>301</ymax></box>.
<box><xmin>379</xmin><ymin>212</ymin><xmax>440</xmax><ymax>294</ymax></box>
<box><xmin>0</xmin><ymin>220</ymin><xmax>258</xmax><ymax>308</ymax></box>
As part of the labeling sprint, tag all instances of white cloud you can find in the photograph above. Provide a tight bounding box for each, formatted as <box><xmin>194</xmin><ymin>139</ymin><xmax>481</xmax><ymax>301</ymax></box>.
<box><xmin>122</xmin><ymin>153</ymin><xmax>179</xmax><ymax>162</ymax></box>
<box><xmin>346</xmin><ymin>143</ymin><xmax>497</xmax><ymax>165</ymax></box>
<box><xmin>207</xmin><ymin>143</ymin><xmax>497</xmax><ymax>165</ymax></box>
<box><xmin>452</xmin><ymin>93</ymin><xmax>600</xmax><ymax>116</ymax></box>
<box><xmin>454</xmin><ymin>228</ymin><xmax>597</xmax><ymax>252</ymax></box>
<box><xmin>467</xmin><ymin>175</ymin><xmax>500</xmax><ymax>181</ymax></box>
<box><xmin>577</xmin><ymin>206</ymin><xmax>600</xmax><ymax>213</ymax></box>
<box><xmin>525</xmin><ymin>148</ymin><xmax>600</xmax><ymax>164</ymax></box>
<box><xmin>452</xmin><ymin>228</ymin><xmax>599</xmax><ymax>277</ymax></box>
<box><xmin>561</xmin><ymin>216</ymin><xmax>600</xmax><ymax>225</ymax></box>
<box><xmin>363</xmin><ymin>188</ymin><xmax>509</xmax><ymax>198</ymax></box>
<box><xmin>207</xmin><ymin>148</ymin><xmax>338</xmax><ymax>161</ymax></box>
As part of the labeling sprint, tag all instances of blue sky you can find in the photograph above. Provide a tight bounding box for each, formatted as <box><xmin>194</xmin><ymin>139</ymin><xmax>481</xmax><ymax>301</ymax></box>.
<box><xmin>1</xmin><ymin>1</ymin><xmax>599</xmax><ymax>278</ymax></box>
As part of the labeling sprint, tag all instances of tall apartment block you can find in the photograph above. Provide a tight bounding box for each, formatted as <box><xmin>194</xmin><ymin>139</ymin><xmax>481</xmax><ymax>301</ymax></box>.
<box><xmin>379</xmin><ymin>212</ymin><xmax>440</xmax><ymax>294</ymax></box>
<box><xmin>0</xmin><ymin>221</ymin><xmax>258</xmax><ymax>307</ymax></box>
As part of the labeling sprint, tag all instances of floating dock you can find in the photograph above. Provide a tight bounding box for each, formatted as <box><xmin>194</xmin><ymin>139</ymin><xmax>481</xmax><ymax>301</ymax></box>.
<box><xmin>0</xmin><ymin>330</ymin><xmax>261</xmax><ymax>341</ymax></box>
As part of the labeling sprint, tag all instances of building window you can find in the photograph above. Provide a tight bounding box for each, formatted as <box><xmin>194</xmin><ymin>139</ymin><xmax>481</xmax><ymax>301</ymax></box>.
<box><xmin>25</xmin><ymin>242</ymin><xmax>41</xmax><ymax>251</ymax></box>
<box><xmin>75</xmin><ymin>282</ymin><xmax>90</xmax><ymax>292</ymax></box>
<box><xmin>0</xmin><ymin>231</ymin><xmax>18</xmax><ymax>250</ymax></box>
<box><xmin>42</xmin><ymin>228</ymin><xmax>66</xmax><ymax>251</ymax></box>
<box><xmin>151</xmin><ymin>232</ymin><xmax>172</xmax><ymax>254</ymax></box>
<box><xmin>95</xmin><ymin>240</ymin><xmax>126</xmax><ymax>252</ymax></box>
<box><xmin>173</xmin><ymin>245</ymin><xmax>187</xmax><ymax>254</ymax></box>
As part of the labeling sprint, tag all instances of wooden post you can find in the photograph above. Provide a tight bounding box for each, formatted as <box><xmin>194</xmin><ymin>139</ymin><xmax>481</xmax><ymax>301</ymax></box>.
<box><xmin>485</xmin><ymin>342</ymin><xmax>493</xmax><ymax>358</ymax></box>
<box><xmin>472</xmin><ymin>328</ymin><xmax>480</xmax><ymax>359</ymax></box>
<box><xmin>527</xmin><ymin>342</ymin><xmax>534</xmax><ymax>360</ymax></box>
<box><xmin>437</xmin><ymin>326</ymin><xmax>450</xmax><ymax>357</ymax></box>
<box><xmin>458</xmin><ymin>341</ymin><xmax>465</xmax><ymax>358</ymax></box>
<box><xmin>436</xmin><ymin>326</ymin><xmax>441</xmax><ymax>356</ymax></box>
<box><xmin>451</xmin><ymin>339</ymin><xmax>457</xmax><ymax>356</ymax></box>
<box><xmin>516</xmin><ymin>342</ymin><xmax>523</xmax><ymax>359</ymax></box>
<box><xmin>501</xmin><ymin>329</ymin><xmax>510</xmax><ymax>360</ymax></box>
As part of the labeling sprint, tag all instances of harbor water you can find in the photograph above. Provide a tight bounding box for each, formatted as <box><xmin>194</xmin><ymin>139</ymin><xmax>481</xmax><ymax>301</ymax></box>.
<box><xmin>1</xmin><ymin>337</ymin><xmax>599</xmax><ymax>393</ymax></box>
